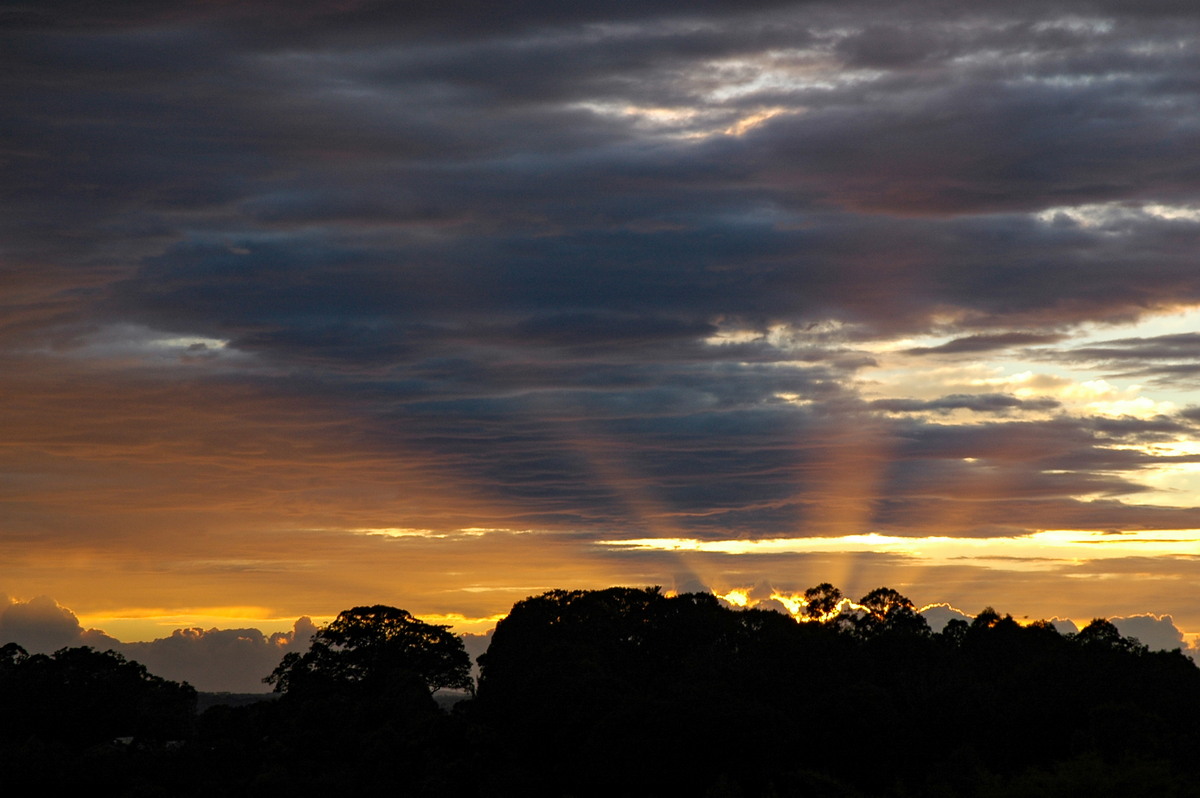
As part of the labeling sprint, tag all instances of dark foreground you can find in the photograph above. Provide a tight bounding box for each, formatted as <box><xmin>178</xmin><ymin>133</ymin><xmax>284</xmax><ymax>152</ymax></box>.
<box><xmin>4</xmin><ymin>585</ymin><xmax>1200</xmax><ymax>797</ymax></box>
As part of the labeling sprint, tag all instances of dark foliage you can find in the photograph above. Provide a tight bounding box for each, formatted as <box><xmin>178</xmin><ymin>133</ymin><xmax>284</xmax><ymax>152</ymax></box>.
<box><xmin>4</xmin><ymin>589</ymin><xmax>1200</xmax><ymax>797</ymax></box>
<box><xmin>0</xmin><ymin>644</ymin><xmax>196</xmax><ymax>794</ymax></box>
<box><xmin>469</xmin><ymin>587</ymin><xmax>1200</xmax><ymax>796</ymax></box>
<box><xmin>230</xmin><ymin>604</ymin><xmax>477</xmax><ymax>796</ymax></box>
<box><xmin>266</xmin><ymin>604</ymin><xmax>473</xmax><ymax>696</ymax></box>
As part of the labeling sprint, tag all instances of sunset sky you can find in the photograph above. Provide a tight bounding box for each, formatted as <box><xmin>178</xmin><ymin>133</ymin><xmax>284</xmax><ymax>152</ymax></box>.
<box><xmin>5</xmin><ymin>0</ymin><xmax>1200</xmax><ymax>686</ymax></box>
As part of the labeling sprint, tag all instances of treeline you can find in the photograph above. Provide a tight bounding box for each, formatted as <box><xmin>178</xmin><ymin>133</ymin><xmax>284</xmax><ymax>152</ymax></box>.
<box><xmin>4</xmin><ymin>586</ymin><xmax>1200</xmax><ymax>796</ymax></box>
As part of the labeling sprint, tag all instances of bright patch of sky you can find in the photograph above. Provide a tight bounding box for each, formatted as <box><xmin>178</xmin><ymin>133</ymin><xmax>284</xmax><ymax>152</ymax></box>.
<box><xmin>50</xmin><ymin>324</ymin><xmax>243</xmax><ymax>369</ymax></box>
<box><xmin>863</xmin><ymin>305</ymin><xmax>1200</xmax><ymax>415</ymax></box>
<box><xmin>600</xmin><ymin>529</ymin><xmax>1200</xmax><ymax>571</ymax></box>
<box><xmin>701</xmin><ymin>50</ymin><xmax>883</xmax><ymax>102</ymax></box>
<box><xmin>573</xmin><ymin>101</ymin><xmax>797</xmax><ymax>140</ymax></box>
<box><xmin>1036</xmin><ymin>201</ymin><xmax>1200</xmax><ymax>228</ymax></box>
<box><xmin>573</xmin><ymin>40</ymin><xmax>882</xmax><ymax>141</ymax></box>
<box><xmin>356</xmin><ymin>527</ymin><xmax>520</xmax><ymax>539</ymax></box>
<box><xmin>76</xmin><ymin>607</ymin><xmax>322</xmax><ymax>643</ymax></box>
<box><xmin>419</xmin><ymin>612</ymin><xmax>509</xmax><ymax>635</ymax></box>
<box><xmin>858</xmin><ymin>302</ymin><xmax>1200</xmax><ymax>504</ymax></box>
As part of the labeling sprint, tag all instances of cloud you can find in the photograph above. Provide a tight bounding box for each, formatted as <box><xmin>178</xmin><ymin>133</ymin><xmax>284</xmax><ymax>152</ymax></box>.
<box><xmin>0</xmin><ymin>595</ymin><xmax>118</xmax><ymax>653</ymax></box>
<box><xmin>5</xmin><ymin>0</ymin><xmax>1200</xmax><ymax>641</ymax></box>
<box><xmin>905</xmin><ymin>333</ymin><xmax>1070</xmax><ymax>356</ymax></box>
<box><xmin>870</xmin><ymin>394</ymin><xmax>1061</xmax><ymax>415</ymax></box>
<box><xmin>1110</xmin><ymin>613</ymin><xmax>1200</xmax><ymax>662</ymax></box>
<box><xmin>0</xmin><ymin>594</ymin><xmax>320</xmax><ymax>692</ymax></box>
<box><xmin>119</xmin><ymin>618</ymin><xmax>318</xmax><ymax>693</ymax></box>
<box><xmin>1056</xmin><ymin>333</ymin><xmax>1200</xmax><ymax>384</ymax></box>
<box><xmin>920</xmin><ymin>603</ymin><xmax>972</xmax><ymax>632</ymax></box>
<box><xmin>3</xmin><ymin>590</ymin><xmax>1197</xmax><ymax>696</ymax></box>
<box><xmin>1048</xmin><ymin>618</ymin><xmax>1080</xmax><ymax>636</ymax></box>
<box><xmin>921</xmin><ymin>607</ymin><xmax>1197</xmax><ymax>662</ymax></box>
<box><xmin>461</xmin><ymin>630</ymin><xmax>494</xmax><ymax>678</ymax></box>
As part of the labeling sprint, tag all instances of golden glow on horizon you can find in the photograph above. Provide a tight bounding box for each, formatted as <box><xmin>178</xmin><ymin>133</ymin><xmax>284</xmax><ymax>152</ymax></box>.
<box><xmin>75</xmin><ymin>607</ymin><xmax>510</xmax><ymax>641</ymax></box>
<box><xmin>43</xmin><ymin>590</ymin><xmax>1200</xmax><ymax>649</ymax></box>
<box><xmin>715</xmin><ymin>588</ymin><xmax>875</xmax><ymax>623</ymax></box>
<box><xmin>418</xmin><ymin>612</ymin><xmax>510</xmax><ymax>635</ymax></box>
<box><xmin>600</xmin><ymin>529</ymin><xmax>1200</xmax><ymax>570</ymax></box>
<box><xmin>358</xmin><ymin>527</ymin><xmax>446</xmax><ymax>538</ymax></box>
<box><xmin>768</xmin><ymin>591</ymin><xmax>803</xmax><ymax>616</ymax></box>
<box><xmin>74</xmin><ymin>607</ymin><xmax>332</xmax><ymax>644</ymax></box>
<box><xmin>716</xmin><ymin>588</ymin><xmax>750</xmax><ymax>607</ymax></box>
<box><xmin>354</xmin><ymin>527</ymin><xmax>539</xmax><ymax>539</ymax></box>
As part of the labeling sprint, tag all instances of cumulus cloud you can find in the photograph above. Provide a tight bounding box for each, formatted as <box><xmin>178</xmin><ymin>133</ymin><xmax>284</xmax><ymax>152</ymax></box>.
<box><xmin>921</xmin><ymin>607</ymin><xmax>1197</xmax><ymax>661</ymax></box>
<box><xmin>0</xmin><ymin>595</ymin><xmax>321</xmax><ymax>691</ymax></box>
<box><xmin>920</xmin><ymin>603</ymin><xmax>972</xmax><ymax>633</ymax></box>
<box><xmin>119</xmin><ymin>618</ymin><xmax>318</xmax><ymax>693</ymax></box>
<box><xmin>0</xmin><ymin>595</ymin><xmax>118</xmax><ymax>653</ymax></box>
<box><xmin>1049</xmin><ymin>618</ymin><xmax>1081</xmax><ymax>637</ymax></box>
<box><xmin>461</xmin><ymin>630</ymin><xmax>494</xmax><ymax>679</ymax></box>
<box><xmin>1111</xmin><ymin>614</ymin><xmax>1200</xmax><ymax>662</ymax></box>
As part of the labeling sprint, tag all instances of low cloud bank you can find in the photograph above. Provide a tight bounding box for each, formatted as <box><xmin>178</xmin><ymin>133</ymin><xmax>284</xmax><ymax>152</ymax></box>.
<box><xmin>919</xmin><ymin>602</ymin><xmax>1200</xmax><ymax>662</ymax></box>
<box><xmin>1111</xmin><ymin>614</ymin><xmax>1198</xmax><ymax>659</ymax></box>
<box><xmin>1</xmin><ymin>595</ymin><xmax>1195</xmax><ymax>692</ymax></box>
<box><xmin>0</xmin><ymin>595</ymin><xmax>315</xmax><ymax>692</ymax></box>
<box><xmin>119</xmin><ymin>619</ymin><xmax>318</xmax><ymax>693</ymax></box>
<box><xmin>0</xmin><ymin>594</ymin><xmax>119</xmax><ymax>652</ymax></box>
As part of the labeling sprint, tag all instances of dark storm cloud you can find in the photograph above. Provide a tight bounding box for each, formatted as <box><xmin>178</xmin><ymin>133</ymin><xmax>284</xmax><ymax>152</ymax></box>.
<box><xmin>5</xmin><ymin>0</ymin><xmax>1200</xmax><ymax>554</ymax></box>
<box><xmin>12</xmin><ymin>0</ymin><xmax>1200</xmax><ymax>332</ymax></box>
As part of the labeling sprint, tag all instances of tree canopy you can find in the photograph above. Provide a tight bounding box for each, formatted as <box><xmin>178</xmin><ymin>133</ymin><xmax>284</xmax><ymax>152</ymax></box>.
<box><xmin>6</xmin><ymin>590</ymin><xmax>1200</xmax><ymax>796</ymax></box>
<box><xmin>265</xmin><ymin>605</ymin><xmax>472</xmax><ymax>696</ymax></box>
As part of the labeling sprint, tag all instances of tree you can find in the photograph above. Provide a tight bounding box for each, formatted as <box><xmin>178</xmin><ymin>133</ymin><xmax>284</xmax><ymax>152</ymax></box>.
<box><xmin>941</xmin><ymin>617</ymin><xmax>969</xmax><ymax>646</ymax></box>
<box><xmin>473</xmin><ymin>587</ymin><xmax>793</xmax><ymax>796</ymax></box>
<box><xmin>0</xmin><ymin>646</ymin><xmax>195</xmax><ymax>750</ymax></box>
<box><xmin>265</xmin><ymin>605</ymin><xmax>472</xmax><ymax>696</ymax></box>
<box><xmin>0</xmin><ymin>642</ymin><xmax>27</xmax><ymax>670</ymax></box>
<box><xmin>1075</xmin><ymin>618</ymin><xmax>1146</xmax><ymax>654</ymax></box>
<box><xmin>803</xmin><ymin>582</ymin><xmax>843</xmax><ymax>621</ymax></box>
<box><xmin>854</xmin><ymin>587</ymin><xmax>930</xmax><ymax>637</ymax></box>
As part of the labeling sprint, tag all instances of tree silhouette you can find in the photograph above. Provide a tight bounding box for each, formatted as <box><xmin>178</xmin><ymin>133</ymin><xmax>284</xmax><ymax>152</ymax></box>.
<box><xmin>802</xmin><ymin>582</ymin><xmax>842</xmax><ymax>620</ymax></box>
<box><xmin>239</xmin><ymin>606</ymin><xmax>477</xmax><ymax>796</ymax></box>
<box><xmin>266</xmin><ymin>604</ymin><xmax>472</xmax><ymax>696</ymax></box>
<box><xmin>5</xmin><ymin>587</ymin><xmax>1199</xmax><ymax>796</ymax></box>
<box><xmin>854</xmin><ymin>586</ymin><xmax>929</xmax><ymax>637</ymax></box>
<box><xmin>1075</xmin><ymin>617</ymin><xmax>1147</xmax><ymax>654</ymax></box>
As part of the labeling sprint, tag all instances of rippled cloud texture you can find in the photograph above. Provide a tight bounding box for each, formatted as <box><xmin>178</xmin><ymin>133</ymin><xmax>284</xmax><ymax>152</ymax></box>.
<box><xmin>3</xmin><ymin>1</ymin><xmax>1200</xmax><ymax>639</ymax></box>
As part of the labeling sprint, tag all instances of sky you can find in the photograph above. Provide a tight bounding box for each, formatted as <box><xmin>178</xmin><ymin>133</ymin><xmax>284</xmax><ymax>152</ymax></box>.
<box><xmin>4</xmin><ymin>0</ymin><xmax>1200</xmax><ymax>689</ymax></box>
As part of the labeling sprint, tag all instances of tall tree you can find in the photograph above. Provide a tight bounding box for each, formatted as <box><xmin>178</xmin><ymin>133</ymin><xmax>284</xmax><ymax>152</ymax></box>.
<box><xmin>266</xmin><ymin>605</ymin><xmax>472</xmax><ymax>695</ymax></box>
